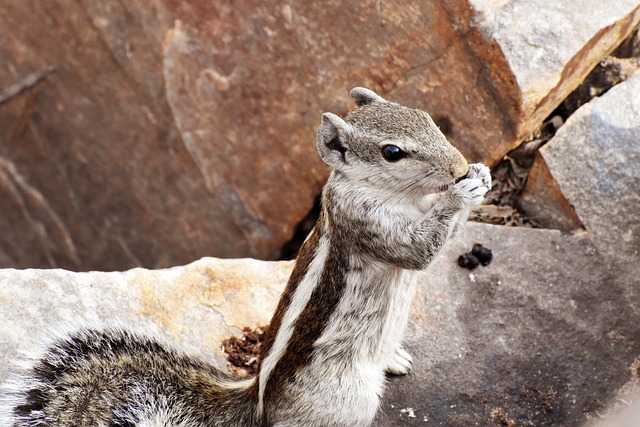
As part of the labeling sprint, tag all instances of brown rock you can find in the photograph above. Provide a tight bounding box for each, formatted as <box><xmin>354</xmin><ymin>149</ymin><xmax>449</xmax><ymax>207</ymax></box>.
<box><xmin>517</xmin><ymin>152</ymin><xmax>584</xmax><ymax>231</ymax></box>
<box><xmin>0</xmin><ymin>0</ymin><xmax>638</xmax><ymax>270</ymax></box>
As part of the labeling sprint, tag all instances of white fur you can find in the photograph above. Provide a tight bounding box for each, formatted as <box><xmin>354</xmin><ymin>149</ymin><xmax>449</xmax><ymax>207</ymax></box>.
<box><xmin>267</xmin><ymin>259</ymin><xmax>420</xmax><ymax>426</ymax></box>
<box><xmin>257</xmin><ymin>231</ymin><xmax>331</xmax><ymax>416</ymax></box>
<box><xmin>263</xmin><ymin>149</ymin><xmax>490</xmax><ymax>425</ymax></box>
<box><xmin>386</xmin><ymin>347</ymin><xmax>414</xmax><ymax>375</ymax></box>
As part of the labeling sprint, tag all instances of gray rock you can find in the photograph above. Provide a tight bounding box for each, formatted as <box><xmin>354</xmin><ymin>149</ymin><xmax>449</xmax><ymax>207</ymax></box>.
<box><xmin>541</xmin><ymin>71</ymin><xmax>640</xmax><ymax>309</ymax></box>
<box><xmin>469</xmin><ymin>0</ymin><xmax>640</xmax><ymax>132</ymax></box>
<box><xmin>377</xmin><ymin>223</ymin><xmax>640</xmax><ymax>426</ymax></box>
<box><xmin>525</xmin><ymin>72</ymin><xmax>640</xmax><ymax>426</ymax></box>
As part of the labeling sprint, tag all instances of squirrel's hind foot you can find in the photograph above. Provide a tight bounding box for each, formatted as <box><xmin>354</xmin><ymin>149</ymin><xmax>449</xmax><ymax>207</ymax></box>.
<box><xmin>385</xmin><ymin>346</ymin><xmax>413</xmax><ymax>376</ymax></box>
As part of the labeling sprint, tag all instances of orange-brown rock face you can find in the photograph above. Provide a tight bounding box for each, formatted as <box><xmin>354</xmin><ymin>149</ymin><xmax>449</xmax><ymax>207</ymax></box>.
<box><xmin>0</xmin><ymin>0</ymin><xmax>638</xmax><ymax>270</ymax></box>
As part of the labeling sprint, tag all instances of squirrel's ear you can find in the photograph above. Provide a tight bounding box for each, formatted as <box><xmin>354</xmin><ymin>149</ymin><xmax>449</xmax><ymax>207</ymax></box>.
<box><xmin>350</xmin><ymin>87</ymin><xmax>386</xmax><ymax>107</ymax></box>
<box><xmin>317</xmin><ymin>112</ymin><xmax>352</xmax><ymax>168</ymax></box>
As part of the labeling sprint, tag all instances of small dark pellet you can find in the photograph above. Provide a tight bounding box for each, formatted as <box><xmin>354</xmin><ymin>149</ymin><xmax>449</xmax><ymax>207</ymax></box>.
<box><xmin>471</xmin><ymin>243</ymin><xmax>493</xmax><ymax>266</ymax></box>
<box><xmin>458</xmin><ymin>253</ymin><xmax>480</xmax><ymax>269</ymax></box>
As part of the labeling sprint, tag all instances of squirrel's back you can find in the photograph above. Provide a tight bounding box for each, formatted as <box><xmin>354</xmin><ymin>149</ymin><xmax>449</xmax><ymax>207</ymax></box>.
<box><xmin>1</xmin><ymin>328</ymin><xmax>256</xmax><ymax>427</ymax></box>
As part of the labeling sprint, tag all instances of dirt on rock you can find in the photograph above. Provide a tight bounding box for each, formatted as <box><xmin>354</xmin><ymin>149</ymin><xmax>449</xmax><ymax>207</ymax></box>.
<box><xmin>221</xmin><ymin>325</ymin><xmax>267</xmax><ymax>377</ymax></box>
<box><xmin>490</xmin><ymin>408</ymin><xmax>518</xmax><ymax>427</ymax></box>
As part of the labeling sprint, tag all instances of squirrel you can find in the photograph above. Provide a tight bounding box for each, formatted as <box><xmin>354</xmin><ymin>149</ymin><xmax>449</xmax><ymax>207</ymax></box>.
<box><xmin>0</xmin><ymin>87</ymin><xmax>491</xmax><ymax>426</ymax></box>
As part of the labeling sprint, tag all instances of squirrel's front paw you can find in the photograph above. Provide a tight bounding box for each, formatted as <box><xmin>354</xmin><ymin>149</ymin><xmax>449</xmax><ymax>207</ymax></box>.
<box><xmin>446</xmin><ymin>163</ymin><xmax>491</xmax><ymax>208</ymax></box>
<box><xmin>466</xmin><ymin>163</ymin><xmax>492</xmax><ymax>191</ymax></box>
<box><xmin>449</xmin><ymin>176</ymin><xmax>489</xmax><ymax>208</ymax></box>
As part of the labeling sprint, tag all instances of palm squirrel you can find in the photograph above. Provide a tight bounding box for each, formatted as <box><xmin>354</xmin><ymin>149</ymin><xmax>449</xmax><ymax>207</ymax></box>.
<box><xmin>0</xmin><ymin>87</ymin><xmax>491</xmax><ymax>426</ymax></box>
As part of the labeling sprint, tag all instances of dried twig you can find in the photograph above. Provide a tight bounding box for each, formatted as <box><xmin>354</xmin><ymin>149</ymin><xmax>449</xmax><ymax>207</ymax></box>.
<box><xmin>0</xmin><ymin>66</ymin><xmax>54</xmax><ymax>105</ymax></box>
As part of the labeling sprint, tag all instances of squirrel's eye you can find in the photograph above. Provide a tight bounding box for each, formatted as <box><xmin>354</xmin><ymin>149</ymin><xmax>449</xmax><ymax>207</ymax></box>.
<box><xmin>381</xmin><ymin>145</ymin><xmax>406</xmax><ymax>162</ymax></box>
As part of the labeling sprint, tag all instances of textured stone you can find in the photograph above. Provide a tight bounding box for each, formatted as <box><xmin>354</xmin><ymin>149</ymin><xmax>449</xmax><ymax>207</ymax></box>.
<box><xmin>378</xmin><ymin>223</ymin><xmax>640</xmax><ymax>426</ymax></box>
<box><xmin>519</xmin><ymin>74</ymin><xmax>640</xmax><ymax>421</ymax></box>
<box><xmin>468</xmin><ymin>0</ymin><xmax>640</xmax><ymax>136</ymax></box>
<box><xmin>517</xmin><ymin>152</ymin><xmax>584</xmax><ymax>231</ymax></box>
<box><xmin>2</xmin><ymin>221</ymin><xmax>639</xmax><ymax>426</ymax></box>
<box><xmin>541</xmin><ymin>73</ymin><xmax>640</xmax><ymax>425</ymax></box>
<box><xmin>0</xmin><ymin>257</ymin><xmax>292</xmax><ymax>382</ymax></box>
<box><xmin>1</xmin><ymin>1</ymin><xmax>639</xmax><ymax>271</ymax></box>
<box><xmin>540</xmin><ymin>71</ymin><xmax>640</xmax><ymax>303</ymax></box>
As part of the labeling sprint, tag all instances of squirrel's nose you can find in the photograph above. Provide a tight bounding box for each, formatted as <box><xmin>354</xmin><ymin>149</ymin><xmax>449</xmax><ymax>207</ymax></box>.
<box><xmin>452</xmin><ymin>156</ymin><xmax>469</xmax><ymax>181</ymax></box>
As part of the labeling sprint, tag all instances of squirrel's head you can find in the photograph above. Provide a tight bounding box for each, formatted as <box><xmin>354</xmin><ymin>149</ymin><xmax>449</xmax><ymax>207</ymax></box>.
<box><xmin>317</xmin><ymin>87</ymin><xmax>468</xmax><ymax>196</ymax></box>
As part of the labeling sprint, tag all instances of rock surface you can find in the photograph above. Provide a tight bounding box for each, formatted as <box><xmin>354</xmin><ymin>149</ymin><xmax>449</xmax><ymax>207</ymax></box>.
<box><xmin>1</xmin><ymin>0</ymin><xmax>638</xmax><ymax>271</ymax></box>
<box><xmin>540</xmin><ymin>72</ymin><xmax>640</xmax><ymax>267</ymax></box>
<box><xmin>1</xmin><ymin>221</ymin><xmax>639</xmax><ymax>426</ymax></box>
<box><xmin>0</xmin><ymin>258</ymin><xmax>292</xmax><ymax>383</ymax></box>
<box><xmin>378</xmin><ymin>224</ymin><xmax>640</xmax><ymax>426</ymax></box>
<box><xmin>517</xmin><ymin>152</ymin><xmax>585</xmax><ymax>231</ymax></box>
<box><xmin>468</xmin><ymin>0</ymin><xmax>640</xmax><ymax>136</ymax></box>
<box><xmin>558</xmin><ymin>76</ymin><xmax>640</xmax><ymax>427</ymax></box>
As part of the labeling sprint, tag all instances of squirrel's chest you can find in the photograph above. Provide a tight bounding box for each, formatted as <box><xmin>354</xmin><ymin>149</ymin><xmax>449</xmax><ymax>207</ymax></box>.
<box><xmin>314</xmin><ymin>265</ymin><xmax>417</xmax><ymax>361</ymax></box>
